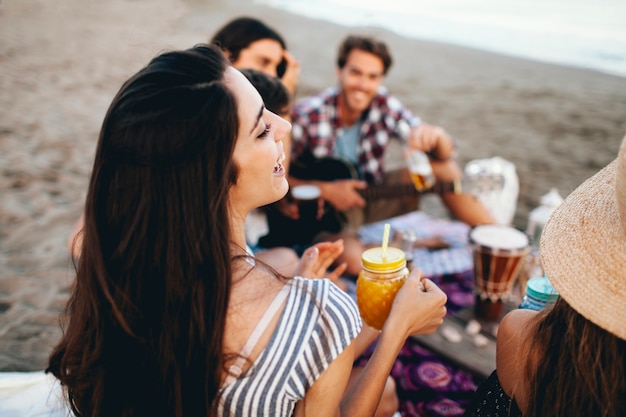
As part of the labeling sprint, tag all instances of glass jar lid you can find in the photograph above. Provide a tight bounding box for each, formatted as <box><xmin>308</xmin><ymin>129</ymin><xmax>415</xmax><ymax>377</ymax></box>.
<box><xmin>361</xmin><ymin>247</ymin><xmax>406</xmax><ymax>272</ymax></box>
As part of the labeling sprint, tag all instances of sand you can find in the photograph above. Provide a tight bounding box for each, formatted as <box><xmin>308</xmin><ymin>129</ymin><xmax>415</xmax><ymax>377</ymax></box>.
<box><xmin>1</xmin><ymin>0</ymin><xmax>625</xmax><ymax>371</ymax></box>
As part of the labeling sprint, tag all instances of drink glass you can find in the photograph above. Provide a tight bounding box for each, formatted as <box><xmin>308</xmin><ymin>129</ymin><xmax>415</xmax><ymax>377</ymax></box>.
<box><xmin>290</xmin><ymin>185</ymin><xmax>321</xmax><ymax>222</ymax></box>
<box><xmin>401</xmin><ymin>229</ymin><xmax>417</xmax><ymax>270</ymax></box>
<box><xmin>356</xmin><ymin>247</ymin><xmax>409</xmax><ymax>330</ymax></box>
<box><xmin>406</xmin><ymin>150</ymin><xmax>435</xmax><ymax>191</ymax></box>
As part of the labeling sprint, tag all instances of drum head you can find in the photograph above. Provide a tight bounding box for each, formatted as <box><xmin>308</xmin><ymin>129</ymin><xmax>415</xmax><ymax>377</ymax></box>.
<box><xmin>469</xmin><ymin>224</ymin><xmax>529</xmax><ymax>255</ymax></box>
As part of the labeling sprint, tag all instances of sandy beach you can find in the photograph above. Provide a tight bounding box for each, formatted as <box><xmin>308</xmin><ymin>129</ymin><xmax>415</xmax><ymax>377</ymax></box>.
<box><xmin>1</xmin><ymin>0</ymin><xmax>625</xmax><ymax>371</ymax></box>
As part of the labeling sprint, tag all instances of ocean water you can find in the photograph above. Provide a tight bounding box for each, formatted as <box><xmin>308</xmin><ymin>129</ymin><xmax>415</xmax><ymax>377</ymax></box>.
<box><xmin>255</xmin><ymin>0</ymin><xmax>626</xmax><ymax>77</ymax></box>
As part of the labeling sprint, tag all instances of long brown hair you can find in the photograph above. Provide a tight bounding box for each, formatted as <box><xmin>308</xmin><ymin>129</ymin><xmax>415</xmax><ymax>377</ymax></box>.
<box><xmin>47</xmin><ymin>44</ymin><xmax>239</xmax><ymax>416</ymax></box>
<box><xmin>525</xmin><ymin>297</ymin><xmax>626</xmax><ymax>417</ymax></box>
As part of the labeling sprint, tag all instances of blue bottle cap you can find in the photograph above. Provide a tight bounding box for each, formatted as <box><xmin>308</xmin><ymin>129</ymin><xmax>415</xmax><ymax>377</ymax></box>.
<box><xmin>526</xmin><ymin>276</ymin><xmax>558</xmax><ymax>302</ymax></box>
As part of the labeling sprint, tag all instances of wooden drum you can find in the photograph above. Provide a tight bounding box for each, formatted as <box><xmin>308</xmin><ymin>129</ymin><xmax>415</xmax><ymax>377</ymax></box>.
<box><xmin>469</xmin><ymin>225</ymin><xmax>530</xmax><ymax>320</ymax></box>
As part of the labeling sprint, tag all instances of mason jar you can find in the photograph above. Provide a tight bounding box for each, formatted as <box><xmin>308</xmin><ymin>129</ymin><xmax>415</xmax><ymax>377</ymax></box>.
<box><xmin>356</xmin><ymin>247</ymin><xmax>409</xmax><ymax>330</ymax></box>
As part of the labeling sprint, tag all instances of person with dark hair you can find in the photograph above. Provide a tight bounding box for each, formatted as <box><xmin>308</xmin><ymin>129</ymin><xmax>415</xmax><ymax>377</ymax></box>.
<box><xmin>240</xmin><ymin>68</ymin><xmax>291</xmax><ymax>117</ymax></box>
<box><xmin>280</xmin><ymin>34</ymin><xmax>494</xmax><ymax>276</ymax></box>
<box><xmin>336</xmin><ymin>35</ymin><xmax>393</xmax><ymax>75</ymax></box>
<box><xmin>67</xmin><ymin>69</ymin><xmax>301</xmax><ymax>272</ymax></box>
<box><xmin>464</xmin><ymin>134</ymin><xmax>626</xmax><ymax>417</ymax></box>
<box><xmin>47</xmin><ymin>43</ymin><xmax>448</xmax><ymax>416</ymax></box>
<box><xmin>210</xmin><ymin>16</ymin><xmax>299</xmax><ymax>98</ymax></box>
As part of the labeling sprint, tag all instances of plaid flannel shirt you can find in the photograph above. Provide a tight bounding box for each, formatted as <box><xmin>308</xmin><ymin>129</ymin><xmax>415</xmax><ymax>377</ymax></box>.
<box><xmin>290</xmin><ymin>86</ymin><xmax>421</xmax><ymax>184</ymax></box>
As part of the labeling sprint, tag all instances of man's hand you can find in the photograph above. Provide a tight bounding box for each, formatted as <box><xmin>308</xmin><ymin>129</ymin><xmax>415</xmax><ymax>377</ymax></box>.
<box><xmin>319</xmin><ymin>179</ymin><xmax>367</xmax><ymax>212</ymax></box>
<box><xmin>407</xmin><ymin>123</ymin><xmax>454</xmax><ymax>161</ymax></box>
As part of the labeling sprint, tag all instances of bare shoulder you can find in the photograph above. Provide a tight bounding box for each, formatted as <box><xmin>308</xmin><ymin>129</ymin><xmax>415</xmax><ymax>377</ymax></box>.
<box><xmin>496</xmin><ymin>309</ymin><xmax>538</xmax><ymax>411</ymax></box>
<box><xmin>497</xmin><ymin>309</ymin><xmax>536</xmax><ymax>347</ymax></box>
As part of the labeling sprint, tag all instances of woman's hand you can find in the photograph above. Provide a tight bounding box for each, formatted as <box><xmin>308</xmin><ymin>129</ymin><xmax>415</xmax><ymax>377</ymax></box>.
<box><xmin>383</xmin><ymin>269</ymin><xmax>447</xmax><ymax>339</ymax></box>
<box><xmin>294</xmin><ymin>240</ymin><xmax>347</xmax><ymax>281</ymax></box>
<box><xmin>280</xmin><ymin>50</ymin><xmax>300</xmax><ymax>97</ymax></box>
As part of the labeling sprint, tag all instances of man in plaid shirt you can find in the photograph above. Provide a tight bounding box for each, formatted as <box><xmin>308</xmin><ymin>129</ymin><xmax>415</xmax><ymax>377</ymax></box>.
<box><xmin>286</xmin><ymin>35</ymin><xmax>493</xmax><ymax>275</ymax></box>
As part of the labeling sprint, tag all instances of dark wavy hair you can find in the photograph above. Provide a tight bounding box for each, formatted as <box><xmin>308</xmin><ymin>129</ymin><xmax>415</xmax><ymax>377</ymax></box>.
<box><xmin>210</xmin><ymin>17</ymin><xmax>288</xmax><ymax>77</ymax></box>
<box><xmin>337</xmin><ymin>35</ymin><xmax>393</xmax><ymax>75</ymax></box>
<box><xmin>239</xmin><ymin>68</ymin><xmax>290</xmax><ymax>116</ymax></box>
<box><xmin>47</xmin><ymin>44</ymin><xmax>239</xmax><ymax>417</ymax></box>
<box><xmin>525</xmin><ymin>297</ymin><xmax>626</xmax><ymax>417</ymax></box>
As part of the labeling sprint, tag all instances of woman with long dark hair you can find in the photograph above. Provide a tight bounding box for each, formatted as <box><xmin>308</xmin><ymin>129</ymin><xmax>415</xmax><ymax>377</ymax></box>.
<box><xmin>47</xmin><ymin>44</ymin><xmax>447</xmax><ymax>416</ymax></box>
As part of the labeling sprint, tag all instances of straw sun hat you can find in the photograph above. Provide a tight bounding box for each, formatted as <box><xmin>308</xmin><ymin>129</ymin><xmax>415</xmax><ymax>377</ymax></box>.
<box><xmin>540</xmin><ymin>134</ymin><xmax>626</xmax><ymax>341</ymax></box>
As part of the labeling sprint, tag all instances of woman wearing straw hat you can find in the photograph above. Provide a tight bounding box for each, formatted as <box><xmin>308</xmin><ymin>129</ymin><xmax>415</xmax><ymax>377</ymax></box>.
<box><xmin>464</xmin><ymin>135</ymin><xmax>626</xmax><ymax>417</ymax></box>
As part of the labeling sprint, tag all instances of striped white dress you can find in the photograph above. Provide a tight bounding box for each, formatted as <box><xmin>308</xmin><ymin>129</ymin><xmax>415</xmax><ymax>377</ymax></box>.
<box><xmin>218</xmin><ymin>276</ymin><xmax>362</xmax><ymax>416</ymax></box>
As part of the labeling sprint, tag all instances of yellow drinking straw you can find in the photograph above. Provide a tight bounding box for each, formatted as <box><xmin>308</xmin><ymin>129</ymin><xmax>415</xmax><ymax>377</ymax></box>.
<box><xmin>381</xmin><ymin>223</ymin><xmax>391</xmax><ymax>259</ymax></box>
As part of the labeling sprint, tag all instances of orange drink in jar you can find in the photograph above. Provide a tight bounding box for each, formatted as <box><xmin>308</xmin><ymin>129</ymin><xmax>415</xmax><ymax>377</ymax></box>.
<box><xmin>356</xmin><ymin>247</ymin><xmax>409</xmax><ymax>330</ymax></box>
